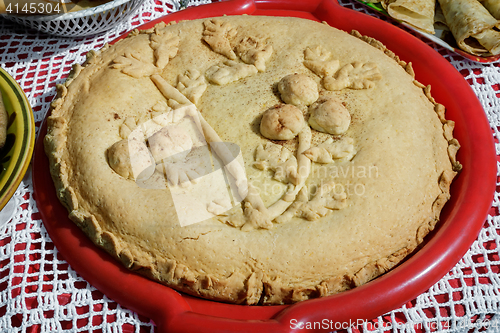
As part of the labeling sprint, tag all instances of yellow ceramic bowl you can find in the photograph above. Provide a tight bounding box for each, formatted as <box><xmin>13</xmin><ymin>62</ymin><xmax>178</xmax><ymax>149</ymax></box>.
<box><xmin>0</xmin><ymin>67</ymin><xmax>35</xmax><ymax>211</ymax></box>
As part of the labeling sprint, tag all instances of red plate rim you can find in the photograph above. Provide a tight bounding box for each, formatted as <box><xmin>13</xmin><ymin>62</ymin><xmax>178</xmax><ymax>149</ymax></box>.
<box><xmin>33</xmin><ymin>0</ymin><xmax>497</xmax><ymax>332</ymax></box>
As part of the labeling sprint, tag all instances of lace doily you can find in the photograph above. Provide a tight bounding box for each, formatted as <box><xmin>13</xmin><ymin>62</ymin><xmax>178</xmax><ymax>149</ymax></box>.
<box><xmin>0</xmin><ymin>1</ymin><xmax>499</xmax><ymax>332</ymax></box>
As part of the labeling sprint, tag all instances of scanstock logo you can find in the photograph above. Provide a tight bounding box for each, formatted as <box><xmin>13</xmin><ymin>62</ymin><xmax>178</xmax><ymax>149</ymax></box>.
<box><xmin>126</xmin><ymin>104</ymin><xmax>248</xmax><ymax>227</ymax></box>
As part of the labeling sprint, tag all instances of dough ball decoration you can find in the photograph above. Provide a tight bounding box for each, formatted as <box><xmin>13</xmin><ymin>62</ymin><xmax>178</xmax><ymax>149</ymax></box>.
<box><xmin>259</xmin><ymin>104</ymin><xmax>305</xmax><ymax>140</ymax></box>
<box><xmin>252</xmin><ymin>52</ymin><xmax>369</xmax><ymax>228</ymax></box>
<box><xmin>110</xmin><ymin>107</ymin><xmax>212</xmax><ymax>187</ymax></box>
<box><xmin>308</xmin><ymin>97</ymin><xmax>351</xmax><ymax>135</ymax></box>
<box><xmin>277</xmin><ymin>73</ymin><xmax>319</xmax><ymax>106</ymax></box>
<box><xmin>250</xmin><ymin>43</ymin><xmax>378</xmax><ymax>227</ymax></box>
<box><xmin>107</xmin><ymin>137</ymin><xmax>155</xmax><ymax>181</ymax></box>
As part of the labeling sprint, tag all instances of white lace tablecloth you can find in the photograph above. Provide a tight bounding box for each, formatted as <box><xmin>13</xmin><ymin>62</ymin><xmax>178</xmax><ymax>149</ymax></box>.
<box><xmin>1</xmin><ymin>0</ymin><xmax>500</xmax><ymax>332</ymax></box>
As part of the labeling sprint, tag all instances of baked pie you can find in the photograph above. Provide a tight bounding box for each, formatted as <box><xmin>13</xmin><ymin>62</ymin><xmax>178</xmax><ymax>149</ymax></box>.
<box><xmin>45</xmin><ymin>15</ymin><xmax>460</xmax><ymax>304</ymax></box>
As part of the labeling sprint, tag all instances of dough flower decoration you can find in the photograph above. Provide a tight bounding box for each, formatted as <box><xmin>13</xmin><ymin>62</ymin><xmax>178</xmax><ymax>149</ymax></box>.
<box><xmin>119</xmin><ymin>117</ymin><xmax>139</xmax><ymax>140</ymax></box>
<box><xmin>112</xmin><ymin>29</ymin><xmax>180</xmax><ymax>77</ymax></box>
<box><xmin>148</xmin><ymin>125</ymin><xmax>193</xmax><ymax>162</ymax></box>
<box><xmin>242</xmin><ymin>125</ymin><xmax>312</xmax><ymax>231</ymax></box>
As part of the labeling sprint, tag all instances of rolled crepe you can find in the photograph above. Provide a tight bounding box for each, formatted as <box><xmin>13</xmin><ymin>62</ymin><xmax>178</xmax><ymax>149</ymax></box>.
<box><xmin>0</xmin><ymin>90</ymin><xmax>7</xmax><ymax>149</ymax></box>
<box><xmin>382</xmin><ymin>0</ymin><xmax>436</xmax><ymax>34</ymax></box>
<box><xmin>481</xmin><ymin>0</ymin><xmax>500</xmax><ymax>20</ymax></box>
<box><xmin>438</xmin><ymin>0</ymin><xmax>500</xmax><ymax>56</ymax></box>
<box><xmin>434</xmin><ymin>3</ymin><xmax>449</xmax><ymax>31</ymax></box>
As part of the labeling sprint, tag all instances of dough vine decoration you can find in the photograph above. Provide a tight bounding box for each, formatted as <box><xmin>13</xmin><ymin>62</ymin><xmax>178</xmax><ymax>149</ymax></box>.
<box><xmin>105</xmin><ymin>20</ymin><xmax>384</xmax><ymax>231</ymax></box>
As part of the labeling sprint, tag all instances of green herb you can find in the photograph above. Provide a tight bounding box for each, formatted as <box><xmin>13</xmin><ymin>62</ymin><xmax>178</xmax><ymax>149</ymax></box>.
<box><xmin>179</xmin><ymin>0</ymin><xmax>190</xmax><ymax>10</ymax></box>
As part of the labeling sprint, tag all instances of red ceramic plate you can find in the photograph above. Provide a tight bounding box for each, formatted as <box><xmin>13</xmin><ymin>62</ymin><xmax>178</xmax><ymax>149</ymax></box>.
<box><xmin>33</xmin><ymin>0</ymin><xmax>496</xmax><ymax>332</ymax></box>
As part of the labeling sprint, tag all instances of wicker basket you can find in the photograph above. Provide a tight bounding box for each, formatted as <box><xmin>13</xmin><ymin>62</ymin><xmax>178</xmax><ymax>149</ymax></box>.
<box><xmin>0</xmin><ymin>0</ymin><xmax>144</xmax><ymax>37</ymax></box>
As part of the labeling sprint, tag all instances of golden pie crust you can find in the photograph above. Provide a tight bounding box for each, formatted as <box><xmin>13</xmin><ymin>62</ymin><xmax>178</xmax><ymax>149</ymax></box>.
<box><xmin>44</xmin><ymin>15</ymin><xmax>461</xmax><ymax>305</ymax></box>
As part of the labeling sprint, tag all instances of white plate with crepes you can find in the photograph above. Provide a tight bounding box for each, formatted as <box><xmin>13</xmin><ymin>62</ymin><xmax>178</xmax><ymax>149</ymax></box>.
<box><xmin>354</xmin><ymin>0</ymin><xmax>500</xmax><ymax>63</ymax></box>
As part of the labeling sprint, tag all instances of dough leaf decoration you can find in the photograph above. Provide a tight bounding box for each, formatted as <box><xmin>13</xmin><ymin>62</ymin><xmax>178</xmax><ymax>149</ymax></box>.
<box><xmin>176</xmin><ymin>69</ymin><xmax>208</xmax><ymax>105</ymax></box>
<box><xmin>205</xmin><ymin>60</ymin><xmax>258</xmax><ymax>85</ymax></box>
<box><xmin>303</xmin><ymin>137</ymin><xmax>356</xmax><ymax>164</ymax></box>
<box><xmin>150</xmin><ymin>32</ymin><xmax>180</xmax><ymax>69</ymax></box>
<box><xmin>216</xmin><ymin>206</ymin><xmax>246</xmax><ymax>228</ymax></box>
<box><xmin>253</xmin><ymin>142</ymin><xmax>298</xmax><ymax>185</ymax></box>
<box><xmin>156</xmin><ymin>148</ymin><xmax>210</xmax><ymax>187</ymax></box>
<box><xmin>119</xmin><ymin>117</ymin><xmax>138</xmax><ymax>140</ymax></box>
<box><xmin>207</xmin><ymin>198</ymin><xmax>232</xmax><ymax>216</ymax></box>
<box><xmin>111</xmin><ymin>52</ymin><xmax>160</xmax><ymax>78</ymax></box>
<box><xmin>323</xmin><ymin>61</ymin><xmax>382</xmax><ymax>90</ymax></box>
<box><xmin>119</xmin><ymin>106</ymin><xmax>176</xmax><ymax>142</ymax></box>
<box><xmin>216</xmin><ymin>125</ymin><xmax>308</xmax><ymax>231</ymax></box>
<box><xmin>235</xmin><ymin>36</ymin><xmax>273</xmax><ymax>72</ymax></box>
<box><xmin>303</xmin><ymin>46</ymin><xmax>340</xmax><ymax>78</ymax></box>
<box><xmin>202</xmin><ymin>19</ymin><xmax>237</xmax><ymax>60</ymax></box>
<box><xmin>151</xmin><ymin>74</ymin><xmax>192</xmax><ymax>110</ymax></box>
<box><xmin>151</xmin><ymin>100</ymin><xmax>173</xmax><ymax>124</ymax></box>
<box><xmin>276</xmin><ymin>181</ymin><xmax>347</xmax><ymax>223</ymax></box>
<box><xmin>241</xmin><ymin>184</ymin><xmax>273</xmax><ymax>231</ymax></box>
